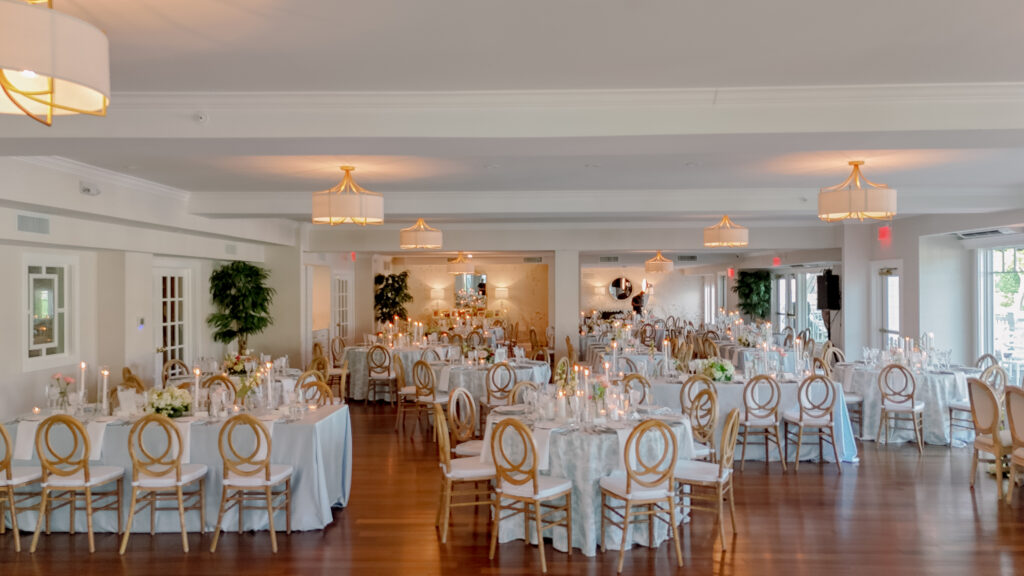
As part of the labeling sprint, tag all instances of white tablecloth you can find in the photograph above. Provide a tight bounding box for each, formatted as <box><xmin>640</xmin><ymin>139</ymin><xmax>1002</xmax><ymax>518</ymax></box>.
<box><xmin>480</xmin><ymin>412</ymin><xmax>695</xmax><ymax>557</ymax></box>
<box><xmin>4</xmin><ymin>405</ymin><xmax>353</xmax><ymax>533</ymax></box>
<box><xmin>431</xmin><ymin>361</ymin><xmax>552</xmax><ymax>405</ymax></box>
<box><xmin>832</xmin><ymin>363</ymin><xmax>978</xmax><ymax>446</ymax></box>
<box><xmin>346</xmin><ymin>346</ymin><xmax>450</xmax><ymax>401</ymax></box>
<box><xmin>650</xmin><ymin>376</ymin><xmax>858</xmax><ymax>463</ymax></box>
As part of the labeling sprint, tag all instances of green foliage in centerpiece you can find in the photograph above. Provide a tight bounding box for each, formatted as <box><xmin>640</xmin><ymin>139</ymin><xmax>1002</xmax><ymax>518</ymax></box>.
<box><xmin>732</xmin><ymin>270</ymin><xmax>771</xmax><ymax>320</ymax></box>
<box><xmin>207</xmin><ymin>261</ymin><xmax>275</xmax><ymax>353</ymax></box>
<box><xmin>374</xmin><ymin>271</ymin><xmax>413</xmax><ymax>323</ymax></box>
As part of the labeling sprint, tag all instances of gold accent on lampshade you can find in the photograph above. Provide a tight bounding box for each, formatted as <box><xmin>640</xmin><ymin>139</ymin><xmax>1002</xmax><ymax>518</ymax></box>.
<box><xmin>818</xmin><ymin>161</ymin><xmax>897</xmax><ymax>222</ymax></box>
<box><xmin>311</xmin><ymin>166</ymin><xmax>384</xmax><ymax>226</ymax></box>
<box><xmin>644</xmin><ymin>250</ymin><xmax>674</xmax><ymax>274</ymax></box>
<box><xmin>703</xmin><ymin>215</ymin><xmax>749</xmax><ymax>248</ymax></box>
<box><xmin>0</xmin><ymin>0</ymin><xmax>110</xmax><ymax>126</ymax></box>
<box><xmin>447</xmin><ymin>252</ymin><xmax>475</xmax><ymax>275</ymax></box>
<box><xmin>399</xmin><ymin>218</ymin><xmax>442</xmax><ymax>249</ymax></box>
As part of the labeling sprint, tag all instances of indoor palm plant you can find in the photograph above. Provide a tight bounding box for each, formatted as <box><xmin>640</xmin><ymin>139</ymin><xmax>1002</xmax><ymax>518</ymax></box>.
<box><xmin>374</xmin><ymin>271</ymin><xmax>413</xmax><ymax>324</ymax></box>
<box><xmin>207</xmin><ymin>261</ymin><xmax>275</xmax><ymax>353</ymax></box>
<box><xmin>732</xmin><ymin>269</ymin><xmax>771</xmax><ymax>320</ymax></box>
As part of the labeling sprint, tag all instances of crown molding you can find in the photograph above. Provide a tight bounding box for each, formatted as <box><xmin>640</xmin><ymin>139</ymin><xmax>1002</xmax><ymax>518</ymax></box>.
<box><xmin>15</xmin><ymin>156</ymin><xmax>191</xmax><ymax>201</ymax></box>
<box><xmin>109</xmin><ymin>82</ymin><xmax>1024</xmax><ymax>112</ymax></box>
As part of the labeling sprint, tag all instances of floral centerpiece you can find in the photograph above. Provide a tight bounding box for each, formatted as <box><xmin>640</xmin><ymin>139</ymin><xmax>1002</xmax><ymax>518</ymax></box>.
<box><xmin>49</xmin><ymin>372</ymin><xmax>75</xmax><ymax>410</ymax></box>
<box><xmin>235</xmin><ymin>374</ymin><xmax>261</xmax><ymax>404</ymax></box>
<box><xmin>223</xmin><ymin>353</ymin><xmax>252</xmax><ymax>375</ymax></box>
<box><xmin>688</xmin><ymin>357</ymin><xmax>735</xmax><ymax>382</ymax></box>
<box><xmin>554</xmin><ymin>362</ymin><xmax>577</xmax><ymax>395</ymax></box>
<box><xmin>592</xmin><ymin>380</ymin><xmax>607</xmax><ymax>402</ymax></box>
<box><xmin>145</xmin><ymin>387</ymin><xmax>192</xmax><ymax>418</ymax></box>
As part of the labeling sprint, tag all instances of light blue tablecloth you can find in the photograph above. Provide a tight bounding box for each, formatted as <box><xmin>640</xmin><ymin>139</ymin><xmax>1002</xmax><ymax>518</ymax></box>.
<box><xmin>4</xmin><ymin>405</ymin><xmax>352</xmax><ymax>533</ymax></box>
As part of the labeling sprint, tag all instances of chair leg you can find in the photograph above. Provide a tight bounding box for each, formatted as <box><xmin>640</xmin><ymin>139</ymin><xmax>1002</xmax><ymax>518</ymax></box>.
<box><xmin>85</xmin><ymin>487</ymin><xmax>95</xmax><ymax>554</ymax></box>
<box><xmin>6</xmin><ymin>488</ymin><xmax>20</xmax><ymax>553</ymax></box>
<box><xmin>829</xmin><ymin>428</ymin><xmax>842</xmax><ymax>473</ymax></box>
<box><xmin>876</xmin><ymin>409</ymin><xmax>885</xmax><ymax>444</ymax></box>
<box><xmin>995</xmin><ymin>453</ymin><xmax>1005</xmax><ymax>501</ymax></box>
<box><xmin>30</xmin><ymin>488</ymin><xmax>49</xmax><ymax>553</ymax></box>
<box><xmin>565</xmin><ymin>493</ymin><xmax>572</xmax><ymax>556</ymax></box>
<box><xmin>617</xmin><ymin>503</ymin><xmax>631</xmax><ymax>573</ymax></box>
<box><xmin>739</xmin><ymin>426</ymin><xmax>748</xmax><ymax>471</ymax></box>
<box><xmin>948</xmin><ymin>408</ymin><xmax>954</xmax><ymax>447</ymax></box>
<box><xmin>489</xmin><ymin>499</ymin><xmax>501</xmax><ymax>560</ymax></box>
<box><xmin>717</xmin><ymin>485</ymin><xmax>727</xmax><ymax>551</ymax></box>
<box><xmin>285</xmin><ymin>479</ymin><xmax>292</xmax><ymax>534</ymax></box>
<box><xmin>439</xmin><ymin>479</ymin><xmax>452</xmax><ymax>543</ymax></box>
<box><xmin>774</xmin><ymin>425</ymin><xmax>787</xmax><ymax>472</ymax></box>
<box><xmin>669</xmin><ymin>498</ymin><xmax>683</xmax><ymax>567</ymax></box>
<box><xmin>200</xmin><ymin>479</ymin><xmax>207</xmax><ymax>534</ymax></box>
<box><xmin>970</xmin><ymin>449</ymin><xmax>979</xmax><ymax>488</ymax></box>
<box><xmin>177</xmin><ymin>486</ymin><xmax>189</xmax><ymax>553</ymax></box>
<box><xmin>535</xmin><ymin>502</ymin><xmax>547</xmax><ymax>573</ymax></box>
<box><xmin>795</xmin><ymin>426</ymin><xmax>804</xmax><ymax>472</ymax></box>
<box><xmin>728</xmin><ymin>484</ymin><xmax>737</xmax><ymax>533</ymax></box>
<box><xmin>1008</xmin><ymin>463</ymin><xmax>1019</xmax><ymax>506</ymax></box>
<box><xmin>265</xmin><ymin>486</ymin><xmax>278</xmax><ymax>554</ymax></box>
<box><xmin>210</xmin><ymin>487</ymin><xmax>228</xmax><ymax>552</ymax></box>
<box><xmin>120</xmin><ymin>487</ymin><xmax>139</xmax><ymax>555</ymax></box>
<box><xmin>600</xmin><ymin>493</ymin><xmax>607</xmax><ymax>552</ymax></box>
<box><xmin>915</xmin><ymin>413</ymin><xmax>924</xmax><ymax>454</ymax></box>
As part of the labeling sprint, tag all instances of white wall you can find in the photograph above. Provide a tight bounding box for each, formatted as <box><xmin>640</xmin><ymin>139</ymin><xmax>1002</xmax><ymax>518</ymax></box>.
<box><xmin>918</xmin><ymin>234</ymin><xmax>972</xmax><ymax>363</ymax></box>
<box><xmin>581</xmin><ymin>265</ymin><xmax>704</xmax><ymax>323</ymax></box>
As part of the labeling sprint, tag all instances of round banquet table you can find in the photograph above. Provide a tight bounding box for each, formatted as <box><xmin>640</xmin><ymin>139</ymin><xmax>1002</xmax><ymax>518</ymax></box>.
<box><xmin>832</xmin><ymin>363</ymin><xmax>978</xmax><ymax>446</ymax></box>
<box><xmin>479</xmin><ymin>411</ymin><xmax>696</xmax><ymax>556</ymax></box>
<box><xmin>345</xmin><ymin>345</ymin><xmax>452</xmax><ymax>401</ymax></box>
<box><xmin>431</xmin><ymin>360</ymin><xmax>552</xmax><ymax>404</ymax></box>
<box><xmin>649</xmin><ymin>375</ymin><xmax>858</xmax><ymax>463</ymax></box>
<box><xmin>718</xmin><ymin>343</ymin><xmax>796</xmax><ymax>375</ymax></box>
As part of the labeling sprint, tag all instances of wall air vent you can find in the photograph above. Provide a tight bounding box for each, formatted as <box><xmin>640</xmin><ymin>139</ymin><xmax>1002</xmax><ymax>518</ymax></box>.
<box><xmin>523</xmin><ymin>256</ymin><xmax>542</xmax><ymax>263</ymax></box>
<box><xmin>956</xmin><ymin>228</ymin><xmax>1015</xmax><ymax>240</ymax></box>
<box><xmin>599</xmin><ymin>256</ymin><xmax>619</xmax><ymax>263</ymax></box>
<box><xmin>17</xmin><ymin>214</ymin><xmax>50</xmax><ymax>235</ymax></box>
<box><xmin>675</xmin><ymin>255</ymin><xmax>697</xmax><ymax>262</ymax></box>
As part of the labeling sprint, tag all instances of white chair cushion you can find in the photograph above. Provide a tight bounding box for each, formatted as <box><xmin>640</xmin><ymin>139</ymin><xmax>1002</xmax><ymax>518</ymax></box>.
<box><xmin>443</xmin><ymin>457</ymin><xmax>495</xmax><ymax>480</ymax></box>
<box><xmin>327</xmin><ymin>367</ymin><xmax>345</xmax><ymax>376</ymax></box>
<box><xmin>782</xmin><ymin>409</ymin><xmax>834</xmax><ymax>428</ymax></box>
<box><xmin>134</xmin><ymin>463</ymin><xmax>209</xmax><ymax>488</ymax></box>
<box><xmin>224</xmin><ymin>464</ymin><xmax>293</xmax><ymax>488</ymax></box>
<box><xmin>740</xmin><ymin>415</ymin><xmax>777</xmax><ymax>427</ymax></box>
<box><xmin>0</xmin><ymin>466</ymin><xmax>42</xmax><ymax>486</ymax></box>
<box><xmin>674</xmin><ymin>460</ymin><xmax>731</xmax><ymax>484</ymax></box>
<box><xmin>369</xmin><ymin>370</ymin><xmax>396</xmax><ymax>380</ymax></box>
<box><xmin>454</xmin><ymin>440</ymin><xmax>483</xmax><ymax>457</ymax></box>
<box><xmin>882</xmin><ymin>400</ymin><xmax>925</xmax><ymax>413</ymax></box>
<box><xmin>43</xmin><ymin>465</ymin><xmax>124</xmax><ymax>488</ymax></box>
<box><xmin>419</xmin><ymin>393</ymin><xmax>450</xmax><ymax>405</ymax></box>
<box><xmin>948</xmin><ymin>400</ymin><xmax>971</xmax><ymax>412</ymax></box>
<box><xmin>599</xmin><ymin>470</ymin><xmax>671</xmax><ymax>500</ymax></box>
<box><xmin>398</xmin><ymin>386</ymin><xmax>417</xmax><ymax>396</ymax></box>
<box><xmin>498</xmin><ymin>475</ymin><xmax>572</xmax><ymax>500</ymax></box>
<box><xmin>975</xmin><ymin>430</ymin><xmax>1013</xmax><ymax>451</ymax></box>
<box><xmin>844</xmin><ymin>394</ymin><xmax>864</xmax><ymax>404</ymax></box>
<box><xmin>693</xmin><ymin>443</ymin><xmax>714</xmax><ymax>460</ymax></box>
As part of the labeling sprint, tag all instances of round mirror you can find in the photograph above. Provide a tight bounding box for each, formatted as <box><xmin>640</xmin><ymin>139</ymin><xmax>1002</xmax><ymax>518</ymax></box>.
<box><xmin>608</xmin><ymin>277</ymin><xmax>633</xmax><ymax>300</ymax></box>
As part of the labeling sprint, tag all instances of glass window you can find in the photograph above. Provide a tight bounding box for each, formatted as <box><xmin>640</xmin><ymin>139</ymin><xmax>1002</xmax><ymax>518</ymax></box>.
<box><xmin>986</xmin><ymin>248</ymin><xmax>1024</xmax><ymax>381</ymax></box>
<box><xmin>805</xmin><ymin>273</ymin><xmax>827</xmax><ymax>341</ymax></box>
<box><xmin>27</xmin><ymin>262</ymin><xmax>68</xmax><ymax>360</ymax></box>
<box><xmin>880</xmin><ymin>269</ymin><xmax>900</xmax><ymax>347</ymax></box>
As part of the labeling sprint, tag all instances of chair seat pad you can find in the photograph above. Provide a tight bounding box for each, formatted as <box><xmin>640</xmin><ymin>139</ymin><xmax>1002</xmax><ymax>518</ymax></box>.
<box><xmin>454</xmin><ymin>440</ymin><xmax>484</xmax><ymax>457</ymax></box>
<box><xmin>499</xmin><ymin>475</ymin><xmax>572</xmax><ymax>500</ymax></box>
<box><xmin>740</xmin><ymin>415</ymin><xmax>778</xmax><ymax>427</ymax></box>
<box><xmin>882</xmin><ymin>400</ymin><xmax>925</xmax><ymax>413</ymax></box>
<box><xmin>327</xmin><ymin>368</ymin><xmax>345</xmax><ymax>376</ymax></box>
<box><xmin>398</xmin><ymin>386</ymin><xmax>417</xmax><ymax>396</ymax></box>
<box><xmin>44</xmin><ymin>465</ymin><xmax>124</xmax><ymax>488</ymax></box>
<box><xmin>782</xmin><ymin>410</ymin><xmax>834</xmax><ymax>428</ymax></box>
<box><xmin>693</xmin><ymin>443</ymin><xmax>714</xmax><ymax>460</ymax></box>
<box><xmin>419</xmin><ymin>393</ymin><xmax>450</xmax><ymax>405</ymax></box>
<box><xmin>134</xmin><ymin>463</ymin><xmax>209</xmax><ymax>488</ymax></box>
<box><xmin>975</xmin><ymin>430</ymin><xmax>1013</xmax><ymax>451</ymax></box>
<box><xmin>844</xmin><ymin>394</ymin><xmax>864</xmax><ymax>404</ymax></box>
<box><xmin>599</xmin><ymin>470</ymin><xmax>671</xmax><ymax>500</ymax></box>
<box><xmin>674</xmin><ymin>460</ymin><xmax>731</xmax><ymax>484</ymax></box>
<box><xmin>224</xmin><ymin>464</ymin><xmax>293</xmax><ymax>488</ymax></box>
<box><xmin>0</xmin><ymin>466</ymin><xmax>42</xmax><ymax>486</ymax></box>
<box><xmin>443</xmin><ymin>457</ymin><xmax>495</xmax><ymax>480</ymax></box>
<box><xmin>948</xmin><ymin>400</ymin><xmax>971</xmax><ymax>412</ymax></box>
<box><xmin>369</xmin><ymin>370</ymin><xmax>395</xmax><ymax>381</ymax></box>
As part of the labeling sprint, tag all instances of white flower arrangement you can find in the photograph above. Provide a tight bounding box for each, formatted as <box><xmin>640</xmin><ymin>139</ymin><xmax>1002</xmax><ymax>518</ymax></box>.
<box><xmin>146</xmin><ymin>387</ymin><xmax>192</xmax><ymax>419</ymax></box>
<box><xmin>689</xmin><ymin>357</ymin><xmax>735</xmax><ymax>382</ymax></box>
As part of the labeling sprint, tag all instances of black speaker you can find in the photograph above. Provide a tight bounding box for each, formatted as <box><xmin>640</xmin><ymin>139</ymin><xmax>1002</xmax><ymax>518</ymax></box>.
<box><xmin>816</xmin><ymin>270</ymin><xmax>841</xmax><ymax>311</ymax></box>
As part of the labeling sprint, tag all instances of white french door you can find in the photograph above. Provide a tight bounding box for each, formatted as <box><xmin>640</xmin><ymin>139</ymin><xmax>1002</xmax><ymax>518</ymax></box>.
<box><xmin>153</xmin><ymin>268</ymin><xmax>191</xmax><ymax>383</ymax></box>
<box><xmin>333</xmin><ymin>275</ymin><xmax>351</xmax><ymax>341</ymax></box>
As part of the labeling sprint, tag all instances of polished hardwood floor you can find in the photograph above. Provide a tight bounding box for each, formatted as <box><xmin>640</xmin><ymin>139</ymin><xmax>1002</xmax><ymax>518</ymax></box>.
<box><xmin>2</xmin><ymin>404</ymin><xmax>1024</xmax><ymax>575</ymax></box>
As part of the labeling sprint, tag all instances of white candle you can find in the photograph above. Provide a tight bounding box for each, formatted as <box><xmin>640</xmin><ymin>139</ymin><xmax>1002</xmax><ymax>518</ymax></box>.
<box><xmin>32</xmin><ymin>406</ymin><xmax>40</xmax><ymax>415</ymax></box>
<box><xmin>193</xmin><ymin>366</ymin><xmax>202</xmax><ymax>413</ymax></box>
<box><xmin>79</xmin><ymin>361</ymin><xmax>86</xmax><ymax>401</ymax></box>
<box><xmin>100</xmin><ymin>367</ymin><xmax>110</xmax><ymax>415</ymax></box>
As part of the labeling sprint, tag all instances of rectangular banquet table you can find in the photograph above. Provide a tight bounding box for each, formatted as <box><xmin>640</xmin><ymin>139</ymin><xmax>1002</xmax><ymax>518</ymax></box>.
<box><xmin>650</xmin><ymin>376</ymin><xmax>859</xmax><ymax>463</ymax></box>
<box><xmin>4</xmin><ymin>404</ymin><xmax>353</xmax><ymax>533</ymax></box>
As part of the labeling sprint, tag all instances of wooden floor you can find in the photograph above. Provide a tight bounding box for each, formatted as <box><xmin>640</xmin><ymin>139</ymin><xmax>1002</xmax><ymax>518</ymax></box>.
<box><xmin>3</xmin><ymin>404</ymin><xmax>1024</xmax><ymax>575</ymax></box>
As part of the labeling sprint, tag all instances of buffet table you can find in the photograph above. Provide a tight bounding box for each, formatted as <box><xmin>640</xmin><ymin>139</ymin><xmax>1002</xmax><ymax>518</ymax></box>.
<box><xmin>4</xmin><ymin>404</ymin><xmax>353</xmax><ymax>533</ymax></box>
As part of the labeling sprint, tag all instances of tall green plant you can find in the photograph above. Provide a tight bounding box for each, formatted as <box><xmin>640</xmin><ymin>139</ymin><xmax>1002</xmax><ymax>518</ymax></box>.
<box><xmin>207</xmin><ymin>261</ymin><xmax>275</xmax><ymax>353</ymax></box>
<box><xmin>375</xmin><ymin>271</ymin><xmax>413</xmax><ymax>323</ymax></box>
<box><xmin>732</xmin><ymin>270</ymin><xmax>772</xmax><ymax>320</ymax></box>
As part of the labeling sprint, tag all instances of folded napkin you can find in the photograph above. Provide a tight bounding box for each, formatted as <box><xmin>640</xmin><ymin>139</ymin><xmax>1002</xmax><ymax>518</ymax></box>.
<box><xmin>514</xmin><ymin>347</ymin><xmax>525</xmax><ymax>359</ymax></box>
<box><xmin>117</xmin><ymin>389</ymin><xmax>142</xmax><ymax>416</ymax></box>
<box><xmin>438</xmin><ymin>366</ymin><xmax>452</xmax><ymax>392</ymax></box>
<box><xmin>86</xmin><ymin>421</ymin><xmax>108</xmax><ymax>460</ymax></box>
<box><xmin>13</xmin><ymin>419</ymin><xmax>41</xmax><ymax>460</ymax></box>
<box><xmin>174</xmin><ymin>418</ymin><xmax>194</xmax><ymax>463</ymax></box>
<box><xmin>494</xmin><ymin>348</ymin><xmax>507</xmax><ymax>363</ymax></box>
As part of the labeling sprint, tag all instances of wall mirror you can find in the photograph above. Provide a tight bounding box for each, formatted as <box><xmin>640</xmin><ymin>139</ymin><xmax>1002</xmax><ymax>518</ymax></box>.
<box><xmin>455</xmin><ymin>273</ymin><xmax>487</xmax><ymax>308</ymax></box>
<box><xmin>608</xmin><ymin>277</ymin><xmax>633</xmax><ymax>300</ymax></box>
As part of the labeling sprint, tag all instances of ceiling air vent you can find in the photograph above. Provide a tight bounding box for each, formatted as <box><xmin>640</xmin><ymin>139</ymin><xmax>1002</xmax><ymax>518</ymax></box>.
<box><xmin>17</xmin><ymin>214</ymin><xmax>50</xmax><ymax>235</ymax></box>
<box><xmin>599</xmin><ymin>256</ymin><xmax>619</xmax><ymax>263</ymax></box>
<box><xmin>675</xmin><ymin>255</ymin><xmax>697</xmax><ymax>262</ymax></box>
<box><xmin>956</xmin><ymin>228</ymin><xmax>1015</xmax><ymax>240</ymax></box>
<box><xmin>523</xmin><ymin>256</ymin><xmax>542</xmax><ymax>263</ymax></box>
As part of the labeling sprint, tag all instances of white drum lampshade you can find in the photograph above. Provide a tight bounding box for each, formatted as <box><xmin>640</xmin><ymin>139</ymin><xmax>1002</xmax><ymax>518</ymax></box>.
<box><xmin>312</xmin><ymin>166</ymin><xmax>384</xmax><ymax>226</ymax></box>
<box><xmin>644</xmin><ymin>250</ymin><xmax>673</xmax><ymax>274</ymax></box>
<box><xmin>703</xmin><ymin>215</ymin><xmax>749</xmax><ymax>248</ymax></box>
<box><xmin>818</xmin><ymin>161</ymin><xmax>897</xmax><ymax>222</ymax></box>
<box><xmin>447</xmin><ymin>252</ymin><xmax>474</xmax><ymax>275</ymax></box>
<box><xmin>399</xmin><ymin>218</ymin><xmax>442</xmax><ymax>249</ymax></box>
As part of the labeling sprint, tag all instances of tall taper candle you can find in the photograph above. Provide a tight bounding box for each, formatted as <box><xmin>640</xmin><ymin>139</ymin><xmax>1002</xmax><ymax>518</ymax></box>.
<box><xmin>193</xmin><ymin>366</ymin><xmax>202</xmax><ymax>413</ymax></box>
<box><xmin>100</xmin><ymin>367</ymin><xmax>110</xmax><ymax>415</ymax></box>
<box><xmin>79</xmin><ymin>361</ymin><xmax>86</xmax><ymax>401</ymax></box>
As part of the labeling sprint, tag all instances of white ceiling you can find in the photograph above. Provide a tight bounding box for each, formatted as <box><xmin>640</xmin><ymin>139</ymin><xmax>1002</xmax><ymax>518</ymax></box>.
<box><xmin>5</xmin><ymin>1</ymin><xmax>1024</xmax><ymax>231</ymax></box>
<box><xmin>62</xmin><ymin>0</ymin><xmax>1024</xmax><ymax>92</ymax></box>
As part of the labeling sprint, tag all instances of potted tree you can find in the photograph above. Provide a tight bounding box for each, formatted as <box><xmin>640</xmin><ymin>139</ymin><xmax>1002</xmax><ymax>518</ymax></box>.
<box><xmin>207</xmin><ymin>261</ymin><xmax>276</xmax><ymax>355</ymax></box>
<box><xmin>732</xmin><ymin>270</ymin><xmax>771</xmax><ymax>320</ymax></box>
<box><xmin>374</xmin><ymin>271</ymin><xmax>413</xmax><ymax>324</ymax></box>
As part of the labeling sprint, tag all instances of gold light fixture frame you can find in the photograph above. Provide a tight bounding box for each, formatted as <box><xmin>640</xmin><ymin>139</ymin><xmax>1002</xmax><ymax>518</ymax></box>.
<box><xmin>311</xmin><ymin>166</ymin><xmax>384</xmax><ymax>226</ymax></box>
<box><xmin>703</xmin><ymin>215</ymin><xmax>749</xmax><ymax>248</ymax></box>
<box><xmin>644</xmin><ymin>250</ymin><xmax>674</xmax><ymax>274</ymax></box>
<box><xmin>0</xmin><ymin>0</ymin><xmax>110</xmax><ymax>126</ymax></box>
<box><xmin>817</xmin><ymin>160</ymin><xmax>897</xmax><ymax>222</ymax></box>
<box><xmin>399</xmin><ymin>217</ymin><xmax>443</xmax><ymax>250</ymax></box>
<box><xmin>447</xmin><ymin>252</ymin><xmax>475</xmax><ymax>275</ymax></box>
